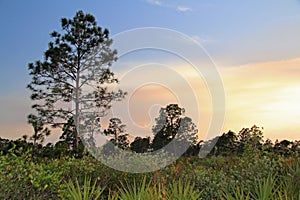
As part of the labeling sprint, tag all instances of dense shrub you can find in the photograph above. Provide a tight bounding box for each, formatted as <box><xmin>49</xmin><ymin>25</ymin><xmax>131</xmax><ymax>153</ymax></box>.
<box><xmin>0</xmin><ymin>152</ymin><xmax>299</xmax><ymax>199</ymax></box>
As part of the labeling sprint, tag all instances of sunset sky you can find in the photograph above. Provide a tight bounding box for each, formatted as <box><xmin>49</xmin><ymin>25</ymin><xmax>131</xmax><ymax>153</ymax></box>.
<box><xmin>0</xmin><ymin>0</ymin><xmax>299</xmax><ymax>142</ymax></box>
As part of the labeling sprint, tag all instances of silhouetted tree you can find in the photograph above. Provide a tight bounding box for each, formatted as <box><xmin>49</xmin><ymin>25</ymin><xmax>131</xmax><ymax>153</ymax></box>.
<box><xmin>151</xmin><ymin>104</ymin><xmax>184</xmax><ymax>151</ymax></box>
<box><xmin>130</xmin><ymin>137</ymin><xmax>150</xmax><ymax>153</ymax></box>
<box><xmin>27</xmin><ymin>114</ymin><xmax>50</xmax><ymax>158</ymax></box>
<box><xmin>104</xmin><ymin>118</ymin><xmax>129</xmax><ymax>150</ymax></box>
<box><xmin>274</xmin><ymin>139</ymin><xmax>293</xmax><ymax>156</ymax></box>
<box><xmin>263</xmin><ymin>138</ymin><xmax>274</xmax><ymax>153</ymax></box>
<box><xmin>27</xmin><ymin>10</ymin><xmax>126</xmax><ymax>151</ymax></box>
<box><xmin>237</xmin><ymin>125</ymin><xmax>264</xmax><ymax>154</ymax></box>
<box><xmin>291</xmin><ymin>140</ymin><xmax>300</xmax><ymax>154</ymax></box>
<box><xmin>0</xmin><ymin>138</ymin><xmax>11</xmax><ymax>154</ymax></box>
<box><xmin>151</xmin><ymin>104</ymin><xmax>198</xmax><ymax>155</ymax></box>
<box><xmin>214</xmin><ymin>130</ymin><xmax>238</xmax><ymax>156</ymax></box>
<box><xmin>60</xmin><ymin>117</ymin><xmax>76</xmax><ymax>150</ymax></box>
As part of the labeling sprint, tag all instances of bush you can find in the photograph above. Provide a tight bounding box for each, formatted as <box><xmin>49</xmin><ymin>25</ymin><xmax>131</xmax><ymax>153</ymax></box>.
<box><xmin>0</xmin><ymin>151</ymin><xmax>299</xmax><ymax>199</ymax></box>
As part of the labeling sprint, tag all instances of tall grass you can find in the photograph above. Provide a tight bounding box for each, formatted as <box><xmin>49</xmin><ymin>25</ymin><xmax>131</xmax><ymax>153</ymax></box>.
<box><xmin>250</xmin><ymin>175</ymin><xmax>278</xmax><ymax>200</ymax></box>
<box><xmin>65</xmin><ymin>176</ymin><xmax>105</xmax><ymax>200</ymax></box>
<box><xmin>65</xmin><ymin>176</ymin><xmax>202</xmax><ymax>200</ymax></box>
<box><xmin>116</xmin><ymin>176</ymin><xmax>161</xmax><ymax>200</ymax></box>
<box><xmin>219</xmin><ymin>184</ymin><xmax>250</xmax><ymax>200</ymax></box>
<box><xmin>116</xmin><ymin>176</ymin><xmax>202</xmax><ymax>200</ymax></box>
<box><xmin>166</xmin><ymin>179</ymin><xmax>202</xmax><ymax>200</ymax></box>
<box><xmin>220</xmin><ymin>169</ymin><xmax>300</xmax><ymax>200</ymax></box>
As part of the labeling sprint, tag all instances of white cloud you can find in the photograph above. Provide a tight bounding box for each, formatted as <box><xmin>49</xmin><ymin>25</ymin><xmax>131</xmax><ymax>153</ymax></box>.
<box><xmin>144</xmin><ymin>0</ymin><xmax>193</xmax><ymax>12</ymax></box>
<box><xmin>146</xmin><ymin>0</ymin><xmax>162</xmax><ymax>6</ymax></box>
<box><xmin>176</xmin><ymin>6</ymin><xmax>192</xmax><ymax>12</ymax></box>
<box><xmin>191</xmin><ymin>35</ymin><xmax>207</xmax><ymax>44</ymax></box>
<box><xmin>191</xmin><ymin>35</ymin><xmax>215</xmax><ymax>44</ymax></box>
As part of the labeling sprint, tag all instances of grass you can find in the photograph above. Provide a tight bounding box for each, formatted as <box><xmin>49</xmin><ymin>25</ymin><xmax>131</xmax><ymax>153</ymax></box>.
<box><xmin>65</xmin><ymin>176</ymin><xmax>105</xmax><ymax>200</ymax></box>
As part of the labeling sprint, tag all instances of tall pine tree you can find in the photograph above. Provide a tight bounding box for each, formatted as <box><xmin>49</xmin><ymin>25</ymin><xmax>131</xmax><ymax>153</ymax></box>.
<box><xmin>27</xmin><ymin>10</ymin><xmax>126</xmax><ymax>151</ymax></box>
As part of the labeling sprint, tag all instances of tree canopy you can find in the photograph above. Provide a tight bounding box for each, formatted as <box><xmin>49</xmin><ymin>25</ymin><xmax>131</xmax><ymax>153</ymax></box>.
<box><xmin>151</xmin><ymin>104</ymin><xmax>198</xmax><ymax>152</ymax></box>
<box><xmin>27</xmin><ymin>10</ymin><xmax>126</xmax><ymax>151</ymax></box>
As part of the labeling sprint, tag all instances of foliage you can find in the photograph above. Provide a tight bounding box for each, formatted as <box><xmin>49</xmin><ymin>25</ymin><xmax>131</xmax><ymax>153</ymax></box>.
<box><xmin>0</xmin><ymin>151</ymin><xmax>299</xmax><ymax>199</ymax></box>
<box><xmin>27</xmin><ymin>10</ymin><xmax>126</xmax><ymax>151</ymax></box>
<box><xmin>60</xmin><ymin>117</ymin><xmax>76</xmax><ymax>151</ymax></box>
<box><xmin>103</xmin><ymin>118</ymin><xmax>129</xmax><ymax>150</ymax></box>
<box><xmin>113</xmin><ymin>176</ymin><xmax>201</xmax><ymax>200</ymax></box>
<box><xmin>116</xmin><ymin>176</ymin><xmax>159</xmax><ymax>200</ymax></box>
<box><xmin>0</xmin><ymin>155</ymin><xmax>64</xmax><ymax>199</ymax></box>
<box><xmin>213</xmin><ymin>130</ymin><xmax>238</xmax><ymax>156</ymax></box>
<box><xmin>0</xmin><ymin>123</ymin><xmax>299</xmax><ymax>199</ymax></box>
<box><xmin>237</xmin><ymin>125</ymin><xmax>264</xmax><ymax>155</ymax></box>
<box><xmin>130</xmin><ymin>136</ymin><xmax>150</xmax><ymax>153</ymax></box>
<box><xmin>166</xmin><ymin>179</ymin><xmax>202</xmax><ymax>200</ymax></box>
<box><xmin>27</xmin><ymin>114</ymin><xmax>51</xmax><ymax>159</ymax></box>
<box><xmin>250</xmin><ymin>175</ymin><xmax>279</xmax><ymax>200</ymax></box>
<box><xmin>151</xmin><ymin>104</ymin><xmax>184</xmax><ymax>151</ymax></box>
<box><xmin>279</xmin><ymin>158</ymin><xmax>300</xmax><ymax>199</ymax></box>
<box><xmin>219</xmin><ymin>184</ymin><xmax>250</xmax><ymax>200</ymax></box>
<box><xmin>151</xmin><ymin>104</ymin><xmax>198</xmax><ymax>153</ymax></box>
<box><xmin>220</xmin><ymin>170</ymin><xmax>300</xmax><ymax>200</ymax></box>
<box><xmin>4</xmin><ymin>7</ymin><xmax>300</xmax><ymax>200</ymax></box>
<box><xmin>64</xmin><ymin>176</ymin><xmax>105</xmax><ymax>200</ymax></box>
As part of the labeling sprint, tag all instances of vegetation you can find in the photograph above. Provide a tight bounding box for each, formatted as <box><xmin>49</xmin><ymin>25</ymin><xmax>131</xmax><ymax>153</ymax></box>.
<box><xmin>1</xmin><ymin>10</ymin><xmax>299</xmax><ymax>199</ymax></box>
<box><xmin>27</xmin><ymin>10</ymin><xmax>126</xmax><ymax>154</ymax></box>
<box><xmin>0</xmin><ymin>127</ymin><xmax>299</xmax><ymax>199</ymax></box>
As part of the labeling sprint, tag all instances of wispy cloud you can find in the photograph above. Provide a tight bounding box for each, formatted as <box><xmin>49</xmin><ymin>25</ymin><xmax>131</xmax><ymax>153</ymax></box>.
<box><xmin>144</xmin><ymin>0</ymin><xmax>192</xmax><ymax>13</ymax></box>
<box><xmin>221</xmin><ymin>57</ymin><xmax>300</xmax><ymax>140</ymax></box>
<box><xmin>191</xmin><ymin>35</ymin><xmax>215</xmax><ymax>44</ymax></box>
<box><xmin>145</xmin><ymin>0</ymin><xmax>162</xmax><ymax>6</ymax></box>
<box><xmin>176</xmin><ymin>6</ymin><xmax>192</xmax><ymax>12</ymax></box>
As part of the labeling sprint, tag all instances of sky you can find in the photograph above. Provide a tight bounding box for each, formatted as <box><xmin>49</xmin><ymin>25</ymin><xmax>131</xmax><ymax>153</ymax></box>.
<box><xmin>0</xmin><ymin>0</ymin><xmax>300</xmax><ymax>142</ymax></box>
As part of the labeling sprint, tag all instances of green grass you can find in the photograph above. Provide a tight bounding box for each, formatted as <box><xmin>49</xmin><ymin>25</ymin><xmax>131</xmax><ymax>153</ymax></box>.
<box><xmin>65</xmin><ymin>176</ymin><xmax>105</xmax><ymax>200</ymax></box>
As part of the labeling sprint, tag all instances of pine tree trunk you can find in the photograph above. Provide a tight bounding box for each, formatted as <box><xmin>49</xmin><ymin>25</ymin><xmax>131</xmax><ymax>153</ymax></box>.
<box><xmin>74</xmin><ymin>56</ymin><xmax>80</xmax><ymax>152</ymax></box>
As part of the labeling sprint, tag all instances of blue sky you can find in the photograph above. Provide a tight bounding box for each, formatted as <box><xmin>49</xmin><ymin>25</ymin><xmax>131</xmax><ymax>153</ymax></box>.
<box><xmin>0</xmin><ymin>0</ymin><xmax>300</xmax><ymax>141</ymax></box>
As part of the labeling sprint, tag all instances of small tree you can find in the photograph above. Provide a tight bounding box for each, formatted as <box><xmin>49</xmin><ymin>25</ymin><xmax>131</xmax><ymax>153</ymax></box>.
<box><xmin>151</xmin><ymin>104</ymin><xmax>198</xmax><ymax>153</ymax></box>
<box><xmin>237</xmin><ymin>125</ymin><xmax>264</xmax><ymax>155</ymax></box>
<box><xmin>130</xmin><ymin>136</ymin><xmax>150</xmax><ymax>153</ymax></box>
<box><xmin>27</xmin><ymin>114</ymin><xmax>50</xmax><ymax>158</ymax></box>
<box><xmin>104</xmin><ymin>118</ymin><xmax>129</xmax><ymax>150</ymax></box>
<box><xmin>59</xmin><ymin>116</ymin><xmax>85</xmax><ymax>157</ymax></box>
<box><xmin>213</xmin><ymin>130</ymin><xmax>238</xmax><ymax>156</ymax></box>
<box><xmin>151</xmin><ymin>104</ymin><xmax>184</xmax><ymax>151</ymax></box>
<box><xmin>274</xmin><ymin>139</ymin><xmax>293</xmax><ymax>156</ymax></box>
<box><xmin>27</xmin><ymin>10</ymin><xmax>126</xmax><ymax>151</ymax></box>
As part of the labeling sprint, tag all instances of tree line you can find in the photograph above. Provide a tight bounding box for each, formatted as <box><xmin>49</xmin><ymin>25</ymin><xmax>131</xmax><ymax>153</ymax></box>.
<box><xmin>1</xmin><ymin>118</ymin><xmax>299</xmax><ymax>159</ymax></box>
<box><xmin>3</xmin><ymin>10</ymin><xmax>297</xmax><ymax>159</ymax></box>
